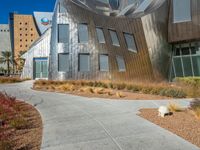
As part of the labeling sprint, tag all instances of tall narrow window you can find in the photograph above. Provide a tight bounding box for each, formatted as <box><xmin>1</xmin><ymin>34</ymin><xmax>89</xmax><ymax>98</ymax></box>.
<box><xmin>99</xmin><ymin>54</ymin><xmax>109</xmax><ymax>71</ymax></box>
<box><xmin>58</xmin><ymin>24</ymin><xmax>69</xmax><ymax>43</ymax></box>
<box><xmin>124</xmin><ymin>33</ymin><xmax>137</xmax><ymax>53</ymax></box>
<box><xmin>58</xmin><ymin>53</ymin><xmax>69</xmax><ymax>72</ymax></box>
<box><xmin>79</xmin><ymin>54</ymin><xmax>90</xmax><ymax>71</ymax></box>
<box><xmin>109</xmin><ymin>30</ymin><xmax>120</xmax><ymax>46</ymax></box>
<box><xmin>116</xmin><ymin>56</ymin><xmax>126</xmax><ymax>72</ymax></box>
<box><xmin>78</xmin><ymin>24</ymin><xmax>88</xmax><ymax>43</ymax></box>
<box><xmin>173</xmin><ymin>0</ymin><xmax>191</xmax><ymax>23</ymax></box>
<box><xmin>96</xmin><ymin>27</ymin><xmax>105</xmax><ymax>43</ymax></box>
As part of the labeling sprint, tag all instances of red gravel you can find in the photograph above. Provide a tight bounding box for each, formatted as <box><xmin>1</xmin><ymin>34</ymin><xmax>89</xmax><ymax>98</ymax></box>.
<box><xmin>139</xmin><ymin>108</ymin><xmax>200</xmax><ymax>148</ymax></box>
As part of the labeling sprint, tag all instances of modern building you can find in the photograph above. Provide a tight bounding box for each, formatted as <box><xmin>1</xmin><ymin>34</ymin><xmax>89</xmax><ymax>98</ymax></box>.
<box><xmin>22</xmin><ymin>0</ymin><xmax>200</xmax><ymax>82</ymax></box>
<box><xmin>0</xmin><ymin>24</ymin><xmax>12</xmax><ymax>72</ymax></box>
<box><xmin>9</xmin><ymin>12</ymin><xmax>53</xmax><ymax>73</ymax></box>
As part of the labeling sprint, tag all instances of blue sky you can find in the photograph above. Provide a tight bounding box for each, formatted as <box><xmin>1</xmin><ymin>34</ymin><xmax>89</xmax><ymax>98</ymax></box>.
<box><xmin>0</xmin><ymin>0</ymin><xmax>56</xmax><ymax>24</ymax></box>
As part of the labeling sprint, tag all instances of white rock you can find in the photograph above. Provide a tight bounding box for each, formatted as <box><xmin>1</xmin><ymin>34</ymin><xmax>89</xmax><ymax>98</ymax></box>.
<box><xmin>158</xmin><ymin>106</ymin><xmax>169</xmax><ymax>118</ymax></box>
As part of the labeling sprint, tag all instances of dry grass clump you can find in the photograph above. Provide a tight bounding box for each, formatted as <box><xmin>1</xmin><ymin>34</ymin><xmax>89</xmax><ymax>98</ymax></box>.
<box><xmin>0</xmin><ymin>77</ymin><xmax>22</xmax><ymax>84</ymax></box>
<box><xmin>190</xmin><ymin>99</ymin><xmax>200</xmax><ymax>119</ymax></box>
<box><xmin>116</xmin><ymin>92</ymin><xmax>126</xmax><ymax>98</ymax></box>
<box><xmin>168</xmin><ymin>102</ymin><xmax>183</xmax><ymax>112</ymax></box>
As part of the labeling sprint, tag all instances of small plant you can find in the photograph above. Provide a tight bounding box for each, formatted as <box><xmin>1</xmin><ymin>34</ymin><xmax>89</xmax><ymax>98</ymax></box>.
<box><xmin>168</xmin><ymin>102</ymin><xmax>183</xmax><ymax>112</ymax></box>
<box><xmin>116</xmin><ymin>92</ymin><xmax>126</xmax><ymax>98</ymax></box>
<box><xmin>0</xmin><ymin>140</ymin><xmax>13</xmax><ymax>150</ymax></box>
<box><xmin>193</xmin><ymin>108</ymin><xmax>200</xmax><ymax>119</ymax></box>
<box><xmin>10</xmin><ymin>117</ymin><xmax>29</xmax><ymax>130</ymax></box>
<box><xmin>190</xmin><ymin>99</ymin><xmax>200</xmax><ymax>119</ymax></box>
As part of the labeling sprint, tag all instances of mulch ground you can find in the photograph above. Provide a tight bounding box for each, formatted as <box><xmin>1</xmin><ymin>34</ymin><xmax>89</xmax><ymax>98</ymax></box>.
<box><xmin>139</xmin><ymin>108</ymin><xmax>200</xmax><ymax>148</ymax></box>
<box><xmin>0</xmin><ymin>100</ymin><xmax>42</xmax><ymax>150</ymax></box>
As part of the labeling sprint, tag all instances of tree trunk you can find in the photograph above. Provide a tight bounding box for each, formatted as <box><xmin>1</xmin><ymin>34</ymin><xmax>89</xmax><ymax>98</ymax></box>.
<box><xmin>7</xmin><ymin>60</ymin><xmax>10</xmax><ymax>76</ymax></box>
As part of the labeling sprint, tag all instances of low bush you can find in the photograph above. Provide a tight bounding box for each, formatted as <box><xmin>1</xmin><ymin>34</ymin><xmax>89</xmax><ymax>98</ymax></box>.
<box><xmin>0</xmin><ymin>140</ymin><xmax>13</xmax><ymax>150</ymax></box>
<box><xmin>10</xmin><ymin>117</ymin><xmax>29</xmax><ymax>130</ymax></box>
<box><xmin>190</xmin><ymin>99</ymin><xmax>200</xmax><ymax>110</ymax></box>
<box><xmin>168</xmin><ymin>102</ymin><xmax>183</xmax><ymax>112</ymax></box>
<box><xmin>190</xmin><ymin>99</ymin><xmax>200</xmax><ymax>119</ymax></box>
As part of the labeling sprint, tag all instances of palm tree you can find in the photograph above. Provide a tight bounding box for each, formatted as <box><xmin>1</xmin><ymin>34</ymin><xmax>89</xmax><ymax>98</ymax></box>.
<box><xmin>0</xmin><ymin>51</ymin><xmax>12</xmax><ymax>76</ymax></box>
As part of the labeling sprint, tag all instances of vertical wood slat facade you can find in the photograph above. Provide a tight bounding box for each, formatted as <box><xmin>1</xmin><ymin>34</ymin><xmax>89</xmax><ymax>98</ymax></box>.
<box><xmin>168</xmin><ymin>0</ymin><xmax>200</xmax><ymax>43</ymax></box>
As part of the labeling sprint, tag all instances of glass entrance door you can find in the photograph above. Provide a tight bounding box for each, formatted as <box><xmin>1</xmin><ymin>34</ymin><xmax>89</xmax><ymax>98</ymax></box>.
<box><xmin>33</xmin><ymin>58</ymin><xmax>48</xmax><ymax>79</ymax></box>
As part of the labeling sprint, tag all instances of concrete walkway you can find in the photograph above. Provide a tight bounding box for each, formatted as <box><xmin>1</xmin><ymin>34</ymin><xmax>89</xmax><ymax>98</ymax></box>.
<box><xmin>0</xmin><ymin>81</ymin><xmax>199</xmax><ymax>150</ymax></box>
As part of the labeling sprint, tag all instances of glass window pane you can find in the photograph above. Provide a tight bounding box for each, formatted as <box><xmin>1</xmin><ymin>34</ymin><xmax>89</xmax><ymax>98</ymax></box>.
<box><xmin>173</xmin><ymin>57</ymin><xmax>183</xmax><ymax>77</ymax></box>
<box><xmin>173</xmin><ymin>0</ymin><xmax>191</xmax><ymax>23</ymax></box>
<box><xmin>99</xmin><ymin>54</ymin><xmax>109</xmax><ymax>71</ymax></box>
<box><xmin>58</xmin><ymin>53</ymin><xmax>69</xmax><ymax>72</ymax></box>
<box><xmin>192</xmin><ymin>56</ymin><xmax>200</xmax><ymax>76</ymax></box>
<box><xmin>181</xmin><ymin>47</ymin><xmax>190</xmax><ymax>55</ymax></box>
<box><xmin>182</xmin><ymin>56</ymin><xmax>193</xmax><ymax>76</ymax></box>
<box><xmin>116</xmin><ymin>56</ymin><xmax>126</xmax><ymax>72</ymax></box>
<box><xmin>41</xmin><ymin>61</ymin><xmax>48</xmax><ymax>78</ymax></box>
<box><xmin>78</xmin><ymin>24</ymin><xmax>88</xmax><ymax>43</ymax></box>
<box><xmin>109</xmin><ymin>0</ymin><xmax>119</xmax><ymax>10</ymax></box>
<box><xmin>58</xmin><ymin>24</ymin><xmax>69</xmax><ymax>43</ymax></box>
<box><xmin>96</xmin><ymin>28</ymin><xmax>105</xmax><ymax>43</ymax></box>
<box><xmin>59</xmin><ymin>3</ymin><xmax>66</xmax><ymax>13</ymax></box>
<box><xmin>79</xmin><ymin>54</ymin><xmax>90</xmax><ymax>71</ymax></box>
<box><xmin>124</xmin><ymin>33</ymin><xmax>137</xmax><ymax>53</ymax></box>
<box><xmin>109</xmin><ymin>30</ymin><xmax>120</xmax><ymax>46</ymax></box>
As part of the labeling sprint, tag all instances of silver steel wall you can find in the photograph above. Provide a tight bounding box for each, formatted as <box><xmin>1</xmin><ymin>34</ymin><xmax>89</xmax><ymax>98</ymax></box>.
<box><xmin>49</xmin><ymin>0</ymin><xmax>170</xmax><ymax>81</ymax></box>
<box><xmin>21</xmin><ymin>28</ymin><xmax>51</xmax><ymax>79</ymax></box>
<box><xmin>141</xmin><ymin>0</ymin><xmax>171</xmax><ymax>80</ymax></box>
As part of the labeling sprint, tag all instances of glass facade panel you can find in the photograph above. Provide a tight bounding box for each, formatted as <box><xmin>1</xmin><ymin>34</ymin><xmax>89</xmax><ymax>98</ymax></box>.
<box><xmin>109</xmin><ymin>30</ymin><xmax>120</xmax><ymax>46</ymax></box>
<box><xmin>58</xmin><ymin>24</ymin><xmax>69</xmax><ymax>43</ymax></box>
<box><xmin>78</xmin><ymin>24</ymin><xmax>88</xmax><ymax>43</ymax></box>
<box><xmin>96</xmin><ymin>28</ymin><xmax>105</xmax><ymax>43</ymax></box>
<box><xmin>58</xmin><ymin>53</ymin><xmax>69</xmax><ymax>72</ymax></box>
<box><xmin>192</xmin><ymin>56</ymin><xmax>200</xmax><ymax>76</ymax></box>
<box><xmin>173</xmin><ymin>0</ymin><xmax>191</xmax><ymax>23</ymax></box>
<box><xmin>79</xmin><ymin>54</ymin><xmax>90</xmax><ymax>71</ymax></box>
<box><xmin>173</xmin><ymin>57</ymin><xmax>183</xmax><ymax>77</ymax></box>
<box><xmin>116</xmin><ymin>56</ymin><xmax>126</xmax><ymax>72</ymax></box>
<box><xmin>182</xmin><ymin>57</ymin><xmax>193</xmax><ymax>76</ymax></box>
<box><xmin>99</xmin><ymin>54</ymin><xmax>109</xmax><ymax>71</ymax></box>
<box><xmin>124</xmin><ymin>33</ymin><xmax>137</xmax><ymax>53</ymax></box>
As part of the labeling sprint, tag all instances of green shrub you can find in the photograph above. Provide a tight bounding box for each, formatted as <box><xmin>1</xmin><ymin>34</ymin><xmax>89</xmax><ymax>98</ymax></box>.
<box><xmin>159</xmin><ymin>88</ymin><xmax>186</xmax><ymax>98</ymax></box>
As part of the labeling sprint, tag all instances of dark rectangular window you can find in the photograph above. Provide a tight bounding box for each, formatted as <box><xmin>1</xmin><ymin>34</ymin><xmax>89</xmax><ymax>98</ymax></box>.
<box><xmin>58</xmin><ymin>53</ymin><xmax>69</xmax><ymax>72</ymax></box>
<box><xmin>78</xmin><ymin>24</ymin><xmax>88</xmax><ymax>43</ymax></box>
<box><xmin>173</xmin><ymin>0</ymin><xmax>191</xmax><ymax>23</ymax></box>
<box><xmin>58</xmin><ymin>24</ymin><xmax>69</xmax><ymax>43</ymax></box>
<box><xmin>116</xmin><ymin>56</ymin><xmax>126</xmax><ymax>72</ymax></box>
<box><xmin>96</xmin><ymin>27</ymin><xmax>105</xmax><ymax>43</ymax></box>
<box><xmin>99</xmin><ymin>54</ymin><xmax>109</xmax><ymax>71</ymax></box>
<box><xmin>124</xmin><ymin>33</ymin><xmax>137</xmax><ymax>53</ymax></box>
<box><xmin>109</xmin><ymin>29</ymin><xmax>120</xmax><ymax>46</ymax></box>
<box><xmin>79</xmin><ymin>53</ymin><xmax>90</xmax><ymax>71</ymax></box>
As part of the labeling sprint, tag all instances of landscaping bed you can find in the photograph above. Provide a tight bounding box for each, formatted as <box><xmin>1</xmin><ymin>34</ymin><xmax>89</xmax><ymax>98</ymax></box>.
<box><xmin>33</xmin><ymin>79</ymin><xmax>194</xmax><ymax>100</ymax></box>
<box><xmin>0</xmin><ymin>92</ymin><xmax>42</xmax><ymax>150</ymax></box>
<box><xmin>0</xmin><ymin>77</ymin><xmax>30</xmax><ymax>84</ymax></box>
<box><xmin>139</xmin><ymin>100</ymin><xmax>200</xmax><ymax>148</ymax></box>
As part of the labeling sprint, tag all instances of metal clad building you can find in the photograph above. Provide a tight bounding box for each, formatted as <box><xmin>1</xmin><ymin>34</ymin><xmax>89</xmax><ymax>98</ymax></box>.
<box><xmin>22</xmin><ymin>0</ymin><xmax>200</xmax><ymax>81</ymax></box>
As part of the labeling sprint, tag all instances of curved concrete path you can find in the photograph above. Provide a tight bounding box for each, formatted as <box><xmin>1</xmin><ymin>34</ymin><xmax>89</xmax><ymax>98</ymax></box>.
<box><xmin>0</xmin><ymin>81</ymin><xmax>199</xmax><ymax>150</ymax></box>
